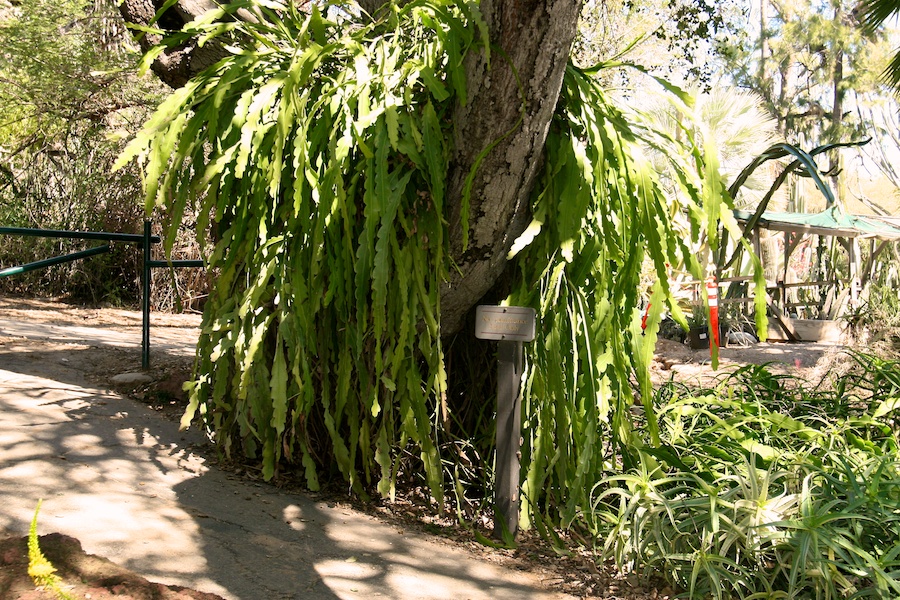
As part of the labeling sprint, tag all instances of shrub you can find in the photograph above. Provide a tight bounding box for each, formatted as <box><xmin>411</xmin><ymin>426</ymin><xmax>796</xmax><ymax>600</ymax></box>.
<box><xmin>590</xmin><ymin>359</ymin><xmax>900</xmax><ymax>599</ymax></box>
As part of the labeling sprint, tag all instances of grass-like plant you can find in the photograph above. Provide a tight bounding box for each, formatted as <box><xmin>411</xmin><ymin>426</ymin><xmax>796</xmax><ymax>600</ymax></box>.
<box><xmin>590</xmin><ymin>357</ymin><xmax>900</xmax><ymax>599</ymax></box>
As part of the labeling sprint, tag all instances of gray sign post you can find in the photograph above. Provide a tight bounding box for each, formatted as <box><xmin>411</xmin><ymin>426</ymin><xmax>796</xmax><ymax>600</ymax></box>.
<box><xmin>474</xmin><ymin>305</ymin><xmax>536</xmax><ymax>539</ymax></box>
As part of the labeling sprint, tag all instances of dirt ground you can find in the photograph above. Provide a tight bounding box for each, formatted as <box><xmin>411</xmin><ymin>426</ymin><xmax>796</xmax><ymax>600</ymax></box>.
<box><xmin>0</xmin><ymin>533</ymin><xmax>225</xmax><ymax>600</ymax></box>
<box><xmin>650</xmin><ymin>335</ymin><xmax>848</xmax><ymax>386</ymax></box>
<box><xmin>0</xmin><ymin>295</ymin><xmax>845</xmax><ymax>390</ymax></box>
<box><xmin>0</xmin><ymin>296</ymin><xmax>198</xmax><ymax>417</ymax></box>
<box><xmin>0</xmin><ymin>297</ymin><xmax>205</xmax><ymax>599</ymax></box>
<box><xmin>0</xmin><ymin>295</ymin><xmax>868</xmax><ymax>599</ymax></box>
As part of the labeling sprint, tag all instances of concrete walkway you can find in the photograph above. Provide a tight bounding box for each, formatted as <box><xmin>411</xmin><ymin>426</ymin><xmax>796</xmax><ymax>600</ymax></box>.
<box><xmin>0</xmin><ymin>319</ymin><xmax>573</xmax><ymax>600</ymax></box>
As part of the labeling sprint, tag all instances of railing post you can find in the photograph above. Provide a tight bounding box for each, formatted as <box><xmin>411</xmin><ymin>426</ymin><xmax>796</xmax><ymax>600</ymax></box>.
<box><xmin>0</xmin><ymin>224</ymin><xmax>189</xmax><ymax>367</ymax></box>
<box><xmin>142</xmin><ymin>220</ymin><xmax>151</xmax><ymax>370</ymax></box>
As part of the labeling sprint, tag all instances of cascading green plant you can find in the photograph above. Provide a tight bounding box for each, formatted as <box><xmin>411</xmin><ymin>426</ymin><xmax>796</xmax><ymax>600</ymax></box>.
<box><xmin>118</xmin><ymin>0</ymin><xmax>732</xmax><ymax>529</ymax></box>
<box><xmin>119</xmin><ymin>0</ymin><xmax>488</xmax><ymax>501</ymax></box>
<box><xmin>510</xmin><ymin>62</ymin><xmax>733</xmax><ymax>529</ymax></box>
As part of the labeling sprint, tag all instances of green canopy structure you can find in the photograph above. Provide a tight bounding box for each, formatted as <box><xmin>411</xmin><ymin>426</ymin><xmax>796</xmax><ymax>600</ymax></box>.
<box><xmin>731</xmin><ymin>206</ymin><xmax>900</xmax><ymax>340</ymax></box>
<box><xmin>734</xmin><ymin>206</ymin><xmax>900</xmax><ymax>241</ymax></box>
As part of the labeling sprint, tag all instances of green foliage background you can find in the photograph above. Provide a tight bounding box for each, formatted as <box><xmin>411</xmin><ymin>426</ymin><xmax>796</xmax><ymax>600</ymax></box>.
<box><xmin>0</xmin><ymin>0</ymin><xmax>164</xmax><ymax>303</ymax></box>
<box><xmin>120</xmin><ymin>0</ymin><xmax>733</xmax><ymax>527</ymax></box>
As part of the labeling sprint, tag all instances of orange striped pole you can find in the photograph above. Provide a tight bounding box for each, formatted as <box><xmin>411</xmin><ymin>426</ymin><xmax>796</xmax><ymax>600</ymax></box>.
<box><xmin>707</xmin><ymin>277</ymin><xmax>720</xmax><ymax>350</ymax></box>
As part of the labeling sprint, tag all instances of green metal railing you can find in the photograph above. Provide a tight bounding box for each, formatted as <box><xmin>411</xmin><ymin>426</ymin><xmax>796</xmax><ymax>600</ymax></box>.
<box><xmin>0</xmin><ymin>221</ymin><xmax>203</xmax><ymax>369</ymax></box>
<box><xmin>0</xmin><ymin>244</ymin><xmax>112</xmax><ymax>278</ymax></box>
<box><xmin>141</xmin><ymin>221</ymin><xmax>203</xmax><ymax>368</ymax></box>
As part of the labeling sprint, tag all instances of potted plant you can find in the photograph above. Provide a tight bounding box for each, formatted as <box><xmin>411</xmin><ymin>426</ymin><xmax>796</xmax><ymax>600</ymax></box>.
<box><xmin>686</xmin><ymin>306</ymin><xmax>709</xmax><ymax>349</ymax></box>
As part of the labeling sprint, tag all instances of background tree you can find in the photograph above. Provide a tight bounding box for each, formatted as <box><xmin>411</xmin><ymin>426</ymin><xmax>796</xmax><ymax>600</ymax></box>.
<box><xmin>719</xmin><ymin>0</ymin><xmax>897</xmax><ymax>210</ymax></box>
<box><xmin>574</xmin><ymin>0</ymin><xmax>743</xmax><ymax>86</ymax></box>
<box><xmin>0</xmin><ymin>0</ymin><xmax>165</xmax><ymax>302</ymax></box>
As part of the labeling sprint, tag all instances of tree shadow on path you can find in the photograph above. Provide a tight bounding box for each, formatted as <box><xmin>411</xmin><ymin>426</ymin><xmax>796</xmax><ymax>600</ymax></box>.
<box><xmin>0</xmin><ymin>336</ymin><xmax>567</xmax><ymax>599</ymax></box>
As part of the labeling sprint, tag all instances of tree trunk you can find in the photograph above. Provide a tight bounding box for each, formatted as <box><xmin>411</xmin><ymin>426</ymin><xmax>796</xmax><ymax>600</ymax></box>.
<box><xmin>829</xmin><ymin>1</ymin><xmax>846</xmax><ymax>206</ymax></box>
<box><xmin>759</xmin><ymin>0</ymin><xmax>768</xmax><ymax>85</ymax></box>
<box><xmin>441</xmin><ymin>0</ymin><xmax>582</xmax><ymax>335</ymax></box>
<box><xmin>117</xmin><ymin>0</ymin><xmax>582</xmax><ymax>333</ymax></box>
<box><xmin>117</xmin><ymin>0</ymin><xmax>230</xmax><ymax>88</ymax></box>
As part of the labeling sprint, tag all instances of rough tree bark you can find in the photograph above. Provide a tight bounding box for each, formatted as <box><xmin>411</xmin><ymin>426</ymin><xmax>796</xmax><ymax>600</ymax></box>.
<box><xmin>117</xmin><ymin>0</ymin><xmax>583</xmax><ymax>335</ymax></box>
<box><xmin>118</xmin><ymin>0</ymin><xmax>230</xmax><ymax>88</ymax></box>
<box><xmin>441</xmin><ymin>0</ymin><xmax>581</xmax><ymax>334</ymax></box>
